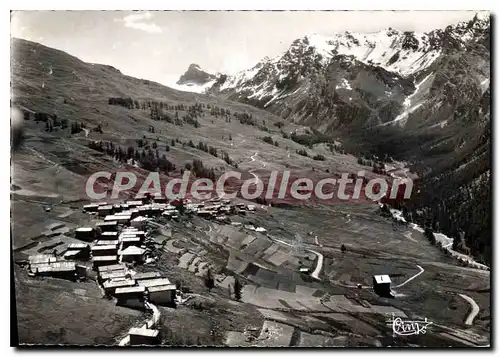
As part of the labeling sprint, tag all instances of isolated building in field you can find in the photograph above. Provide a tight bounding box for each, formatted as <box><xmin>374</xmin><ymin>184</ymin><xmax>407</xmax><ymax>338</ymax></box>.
<box><xmin>147</xmin><ymin>284</ymin><xmax>177</xmax><ymax>306</ymax></box>
<box><xmin>372</xmin><ymin>275</ymin><xmax>393</xmax><ymax>298</ymax></box>
<box><xmin>75</xmin><ymin>227</ymin><xmax>95</xmax><ymax>241</ymax></box>
<box><xmin>128</xmin><ymin>327</ymin><xmax>159</xmax><ymax>345</ymax></box>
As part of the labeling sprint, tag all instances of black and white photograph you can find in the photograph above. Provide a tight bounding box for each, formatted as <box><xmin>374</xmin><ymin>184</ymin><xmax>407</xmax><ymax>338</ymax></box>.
<box><xmin>9</xmin><ymin>8</ymin><xmax>492</xmax><ymax>348</ymax></box>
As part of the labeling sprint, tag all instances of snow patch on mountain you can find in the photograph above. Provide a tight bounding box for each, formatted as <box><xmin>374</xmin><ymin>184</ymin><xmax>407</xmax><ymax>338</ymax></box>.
<box><xmin>480</xmin><ymin>78</ymin><xmax>490</xmax><ymax>94</ymax></box>
<box><xmin>335</xmin><ymin>78</ymin><xmax>352</xmax><ymax>90</ymax></box>
<box><xmin>377</xmin><ymin>72</ymin><xmax>434</xmax><ymax>127</ymax></box>
<box><xmin>219</xmin><ymin>64</ymin><xmax>264</xmax><ymax>91</ymax></box>
<box><xmin>304</xmin><ymin>31</ymin><xmax>441</xmax><ymax>77</ymax></box>
<box><xmin>169</xmin><ymin>79</ymin><xmax>216</xmax><ymax>94</ymax></box>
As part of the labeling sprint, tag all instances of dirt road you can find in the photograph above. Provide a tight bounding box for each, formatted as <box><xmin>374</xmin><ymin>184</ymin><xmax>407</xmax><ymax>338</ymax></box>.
<box><xmin>458</xmin><ymin>294</ymin><xmax>480</xmax><ymax>325</ymax></box>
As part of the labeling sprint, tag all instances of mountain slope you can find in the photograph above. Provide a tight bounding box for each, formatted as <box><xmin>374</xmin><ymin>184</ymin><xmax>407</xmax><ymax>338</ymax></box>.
<box><xmin>201</xmin><ymin>14</ymin><xmax>489</xmax><ymax>135</ymax></box>
<box><xmin>10</xmin><ymin>37</ymin><xmax>372</xmax><ymax>201</ymax></box>
<box><xmin>175</xmin><ymin>13</ymin><xmax>491</xmax><ymax>264</ymax></box>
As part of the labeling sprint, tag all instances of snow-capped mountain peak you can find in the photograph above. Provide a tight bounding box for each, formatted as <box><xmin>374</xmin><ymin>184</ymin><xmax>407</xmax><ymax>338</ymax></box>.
<box><xmin>172</xmin><ymin>63</ymin><xmax>217</xmax><ymax>93</ymax></box>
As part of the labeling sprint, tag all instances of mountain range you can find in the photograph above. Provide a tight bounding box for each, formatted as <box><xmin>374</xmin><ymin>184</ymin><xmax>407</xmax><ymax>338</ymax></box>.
<box><xmin>176</xmin><ymin>13</ymin><xmax>491</xmax><ymax>263</ymax></box>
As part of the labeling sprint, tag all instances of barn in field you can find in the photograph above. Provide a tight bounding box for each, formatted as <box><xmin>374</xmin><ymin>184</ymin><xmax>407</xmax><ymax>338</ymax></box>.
<box><xmin>372</xmin><ymin>274</ymin><xmax>393</xmax><ymax>298</ymax></box>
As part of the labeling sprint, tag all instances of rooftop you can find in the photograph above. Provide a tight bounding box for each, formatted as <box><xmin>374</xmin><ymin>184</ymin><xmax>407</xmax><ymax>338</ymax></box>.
<box><xmin>33</xmin><ymin>261</ymin><xmax>76</xmax><ymax>273</ymax></box>
<box><xmin>91</xmin><ymin>244</ymin><xmax>118</xmax><ymax>250</ymax></box>
<box><xmin>129</xmin><ymin>327</ymin><xmax>159</xmax><ymax>338</ymax></box>
<box><xmin>119</xmin><ymin>246</ymin><xmax>145</xmax><ymax>255</ymax></box>
<box><xmin>103</xmin><ymin>279</ymin><xmax>135</xmax><ymax>289</ymax></box>
<box><xmin>92</xmin><ymin>255</ymin><xmax>118</xmax><ymax>261</ymax></box>
<box><xmin>147</xmin><ymin>284</ymin><xmax>177</xmax><ymax>292</ymax></box>
<box><xmin>97</xmin><ymin>264</ymin><xmax>125</xmax><ymax>272</ymax></box>
<box><xmin>68</xmin><ymin>243</ymin><xmax>89</xmax><ymax>249</ymax></box>
<box><xmin>95</xmin><ymin>240</ymin><xmax>119</xmax><ymax>246</ymax></box>
<box><xmin>121</xmin><ymin>237</ymin><xmax>141</xmax><ymax>242</ymax></box>
<box><xmin>137</xmin><ymin>278</ymin><xmax>172</xmax><ymax>287</ymax></box>
<box><xmin>63</xmin><ymin>250</ymin><xmax>81</xmax><ymax>258</ymax></box>
<box><xmin>105</xmin><ymin>215</ymin><xmax>131</xmax><ymax>221</ymax></box>
<box><xmin>98</xmin><ymin>205</ymin><xmax>113</xmax><ymax>210</ymax></box>
<box><xmin>83</xmin><ymin>203</ymin><xmax>100</xmax><ymax>208</ymax></box>
<box><xmin>374</xmin><ymin>275</ymin><xmax>392</xmax><ymax>284</ymax></box>
<box><xmin>100</xmin><ymin>270</ymin><xmax>128</xmax><ymax>280</ymax></box>
<box><xmin>132</xmin><ymin>272</ymin><xmax>161</xmax><ymax>280</ymax></box>
<box><xmin>115</xmin><ymin>286</ymin><xmax>146</xmax><ymax>295</ymax></box>
<box><xmin>96</xmin><ymin>221</ymin><xmax>118</xmax><ymax>226</ymax></box>
<box><xmin>75</xmin><ymin>227</ymin><xmax>93</xmax><ymax>232</ymax></box>
<box><xmin>29</xmin><ymin>255</ymin><xmax>57</xmax><ymax>265</ymax></box>
<box><xmin>126</xmin><ymin>200</ymin><xmax>144</xmax><ymax>205</ymax></box>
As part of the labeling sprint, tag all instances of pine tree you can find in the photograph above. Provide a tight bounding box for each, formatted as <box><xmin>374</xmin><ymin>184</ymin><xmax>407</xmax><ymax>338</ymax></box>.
<box><xmin>205</xmin><ymin>269</ymin><xmax>215</xmax><ymax>292</ymax></box>
<box><xmin>234</xmin><ymin>277</ymin><xmax>242</xmax><ymax>301</ymax></box>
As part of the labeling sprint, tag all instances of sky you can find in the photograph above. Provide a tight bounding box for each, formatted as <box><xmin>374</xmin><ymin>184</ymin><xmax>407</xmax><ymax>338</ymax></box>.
<box><xmin>10</xmin><ymin>10</ymin><xmax>486</xmax><ymax>87</ymax></box>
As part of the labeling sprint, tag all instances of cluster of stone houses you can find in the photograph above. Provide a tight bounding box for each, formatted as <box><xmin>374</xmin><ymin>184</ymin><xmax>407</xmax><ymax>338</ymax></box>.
<box><xmin>182</xmin><ymin>198</ymin><xmax>256</xmax><ymax>222</ymax></box>
<box><xmin>25</xmin><ymin>195</ymin><xmax>262</xmax><ymax>345</ymax></box>
<box><xmin>97</xmin><ymin>264</ymin><xmax>176</xmax><ymax>309</ymax></box>
<box><xmin>26</xmin><ymin>196</ymin><xmax>259</xmax><ymax>281</ymax></box>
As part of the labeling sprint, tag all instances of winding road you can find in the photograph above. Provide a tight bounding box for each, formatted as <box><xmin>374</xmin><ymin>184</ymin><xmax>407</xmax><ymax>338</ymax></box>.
<box><xmin>306</xmin><ymin>249</ymin><xmax>324</xmax><ymax>281</ymax></box>
<box><xmin>458</xmin><ymin>294</ymin><xmax>480</xmax><ymax>325</ymax></box>
<box><xmin>394</xmin><ymin>265</ymin><xmax>425</xmax><ymax>288</ymax></box>
<box><xmin>248</xmin><ymin>152</ymin><xmax>260</xmax><ymax>182</ymax></box>
<box><xmin>272</xmin><ymin>237</ymin><xmax>324</xmax><ymax>281</ymax></box>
